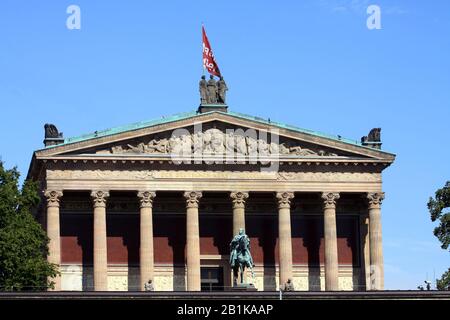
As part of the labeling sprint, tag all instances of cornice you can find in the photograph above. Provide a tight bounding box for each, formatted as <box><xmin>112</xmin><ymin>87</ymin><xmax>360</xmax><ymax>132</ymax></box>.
<box><xmin>35</xmin><ymin>155</ymin><xmax>392</xmax><ymax>168</ymax></box>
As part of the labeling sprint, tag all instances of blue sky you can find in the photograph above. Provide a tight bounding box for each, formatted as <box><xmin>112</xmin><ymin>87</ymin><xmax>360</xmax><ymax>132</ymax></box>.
<box><xmin>1</xmin><ymin>0</ymin><xmax>449</xmax><ymax>289</ymax></box>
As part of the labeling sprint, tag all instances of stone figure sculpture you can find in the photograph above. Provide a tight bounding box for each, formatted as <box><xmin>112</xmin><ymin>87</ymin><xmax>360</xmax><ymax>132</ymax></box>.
<box><xmin>200</xmin><ymin>75</ymin><xmax>228</xmax><ymax>105</ymax></box>
<box><xmin>235</xmin><ymin>134</ymin><xmax>248</xmax><ymax>156</ymax></box>
<box><xmin>283</xmin><ymin>278</ymin><xmax>294</xmax><ymax>291</ymax></box>
<box><xmin>147</xmin><ymin>135</ymin><xmax>168</xmax><ymax>153</ymax></box>
<box><xmin>109</xmin><ymin>128</ymin><xmax>341</xmax><ymax>157</ymax></box>
<box><xmin>368</xmin><ymin>128</ymin><xmax>381</xmax><ymax>142</ymax></box>
<box><xmin>144</xmin><ymin>279</ymin><xmax>154</xmax><ymax>291</ymax></box>
<box><xmin>225</xmin><ymin>132</ymin><xmax>235</xmax><ymax>153</ymax></box>
<box><xmin>217</xmin><ymin>76</ymin><xmax>228</xmax><ymax>104</ymax></box>
<box><xmin>44</xmin><ymin>124</ymin><xmax>63</xmax><ymax>138</ymax></box>
<box><xmin>361</xmin><ymin>128</ymin><xmax>381</xmax><ymax>143</ymax></box>
<box><xmin>206</xmin><ymin>75</ymin><xmax>218</xmax><ymax>104</ymax></box>
<box><xmin>199</xmin><ymin>75</ymin><xmax>208</xmax><ymax>104</ymax></box>
<box><xmin>361</xmin><ymin>128</ymin><xmax>382</xmax><ymax>149</ymax></box>
<box><xmin>246</xmin><ymin>136</ymin><xmax>258</xmax><ymax>156</ymax></box>
<box><xmin>230</xmin><ymin>228</ymin><xmax>255</xmax><ymax>285</ymax></box>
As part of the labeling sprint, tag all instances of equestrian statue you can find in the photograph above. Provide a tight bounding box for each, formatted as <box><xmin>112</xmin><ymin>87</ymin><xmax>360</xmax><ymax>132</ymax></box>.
<box><xmin>229</xmin><ymin>228</ymin><xmax>255</xmax><ymax>286</ymax></box>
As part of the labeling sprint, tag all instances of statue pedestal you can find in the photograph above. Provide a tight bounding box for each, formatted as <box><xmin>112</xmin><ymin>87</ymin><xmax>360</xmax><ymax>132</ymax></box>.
<box><xmin>229</xmin><ymin>283</ymin><xmax>258</xmax><ymax>292</ymax></box>
<box><xmin>198</xmin><ymin>104</ymin><xmax>228</xmax><ymax>114</ymax></box>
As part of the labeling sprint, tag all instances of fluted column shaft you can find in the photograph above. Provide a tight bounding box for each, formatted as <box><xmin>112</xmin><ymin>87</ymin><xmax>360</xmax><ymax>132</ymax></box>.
<box><xmin>184</xmin><ymin>191</ymin><xmax>202</xmax><ymax>291</ymax></box>
<box><xmin>367</xmin><ymin>192</ymin><xmax>385</xmax><ymax>290</ymax></box>
<box><xmin>276</xmin><ymin>192</ymin><xmax>295</xmax><ymax>290</ymax></box>
<box><xmin>322</xmin><ymin>192</ymin><xmax>340</xmax><ymax>291</ymax></box>
<box><xmin>91</xmin><ymin>190</ymin><xmax>109</xmax><ymax>291</ymax></box>
<box><xmin>138</xmin><ymin>191</ymin><xmax>156</xmax><ymax>291</ymax></box>
<box><xmin>44</xmin><ymin>190</ymin><xmax>63</xmax><ymax>291</ymax></box>
<box><xmin>230</xmin><ymin>192</ymin><xmax>249</xmax><ymax>236</ymax></box>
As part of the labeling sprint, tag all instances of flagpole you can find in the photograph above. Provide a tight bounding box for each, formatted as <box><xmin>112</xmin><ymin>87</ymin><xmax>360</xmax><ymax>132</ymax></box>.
<box><xmin>201</xmin><ymin>22</ymin><xmax>205</xmax><ymax>76</ymax></box>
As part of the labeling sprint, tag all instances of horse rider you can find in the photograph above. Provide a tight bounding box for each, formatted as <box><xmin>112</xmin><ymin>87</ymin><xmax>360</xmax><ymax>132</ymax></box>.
<box><xmin>229</xmin><ymin>228</ymin><xmax>254</xmax><ymax>267</ymax></box>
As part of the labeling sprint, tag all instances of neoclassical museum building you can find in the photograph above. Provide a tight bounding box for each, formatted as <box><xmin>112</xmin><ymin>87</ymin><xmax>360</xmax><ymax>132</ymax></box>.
<box><xmin>27</xmin><ymin>104</ymin><xmax>395</xmax><ymax>292</ymax></box>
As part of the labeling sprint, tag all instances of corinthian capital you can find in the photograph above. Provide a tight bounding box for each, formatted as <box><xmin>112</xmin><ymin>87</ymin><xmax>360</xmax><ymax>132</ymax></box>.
<box><xmin>44</xmin><ymin>190</ymin><xmax>63</xmax><ymax>207</ymax></box>
<box><xmin>90</xmin><ymin>190</ymin><xmax>109</xmax><ymax>208</ymax></box>
<box><xmin>137</xmin><ymin>191</ymin><xmax>156</xmax><ymax>208</ymax></box>
<box><xmin>367</xmin><ymin>192</ymin><xmax>385</xmax><ymax>209</ymax></box>
<box><xmin>321</xmin><ymin>192</ymin><xmax>340</xmax><ymax>209</ymax></box>
<box><xmin>276</xmin><ymin>192</ymin><xmax>295</xmax><ymax>209</ymax></box>
<box><xmin>184</xmin><ymin>191</ymin><xmax>202</xmax><ymax>208</ymax></box>
<box><xmin>230</xmin><ymin>191</ymin><xmax>249</xmax><ymax>209</ymax></box>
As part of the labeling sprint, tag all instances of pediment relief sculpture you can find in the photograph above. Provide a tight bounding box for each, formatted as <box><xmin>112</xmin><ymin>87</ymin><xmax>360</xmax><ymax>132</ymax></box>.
<box><xmin>106</xmin><ymin>128</ymin><xmax>340</xmax><ymax>157</ymax></box>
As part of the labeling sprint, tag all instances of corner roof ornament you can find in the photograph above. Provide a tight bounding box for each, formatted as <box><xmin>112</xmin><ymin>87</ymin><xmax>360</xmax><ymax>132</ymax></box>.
<box><xmin>361</xmin><ymin>128</ymin><xmax>382</xmax><ymax>149</ymax></box>
<box><xmin>44</xmin><ymin>123</ymin><xmax>64</xmax><ymax>147</ymax></box>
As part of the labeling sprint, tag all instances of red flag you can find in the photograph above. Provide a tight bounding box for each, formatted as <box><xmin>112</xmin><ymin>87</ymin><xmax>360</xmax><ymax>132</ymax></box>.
<box><xmin>202</xmin><ymin>26</ymin><xmax>221</xmax><ymax>77</ymax></box>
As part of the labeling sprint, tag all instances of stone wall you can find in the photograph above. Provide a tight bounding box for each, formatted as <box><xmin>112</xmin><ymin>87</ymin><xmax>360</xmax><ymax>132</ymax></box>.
<box><xmin>60</xmin><ymin>264</ymin><xmax>363</xmax><ymax>291</ymax></box>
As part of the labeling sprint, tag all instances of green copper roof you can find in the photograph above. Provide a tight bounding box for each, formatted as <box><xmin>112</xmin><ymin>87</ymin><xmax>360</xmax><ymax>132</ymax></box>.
<box><xmin>225</xmin><ymin>110</ymin><xmax>360</xmax><ymax>146</ymax></box>
<box><xmin>44</xmin><ymin>109</ymin><xmax>365</xmax><ymax>150</ymax></box>
<box><xmin>59</xmin><ymin>111</ymin><xmax>198</xmax><ymax>146</ymax></box>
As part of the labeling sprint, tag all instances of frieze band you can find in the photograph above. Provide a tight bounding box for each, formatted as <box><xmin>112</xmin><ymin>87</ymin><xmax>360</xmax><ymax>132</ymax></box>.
<box><xmin>46</xmin><ymin>169</ymin><xmax>381</xmax><ymax>183</ymax></box>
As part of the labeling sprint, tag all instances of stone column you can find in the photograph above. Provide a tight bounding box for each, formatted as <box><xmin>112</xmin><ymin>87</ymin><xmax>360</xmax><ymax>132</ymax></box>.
<box><xmin>44</xmin><ymin>190</ymin><xmax>63</xmax><ymax>291</ymax></box>
<box><xmin>321</xmin><ymin>192</ymin><xmax>340</xmax><ymax>291</ymax></box>
<box><xmin>91</xmin><ymin>190</ymin><xmax>109</xmax><ymax>291</ymax></box>
<box><xmin>276</xmin><ymin>192</ymin><xmax>295</xmax><ymax>290</ymax></box>
<box><xmin>137</xmin><ymin>191</ymin><xmax>156</xmax><ymax>291</ymax></box>
<box><xmin>230</xmin><ymin>191</ymin><xmax>249</xmax><ymax>235</ymax></box>
<box><xmin>367</xmin><ymin>192</ymin><xmax>385</xmax><ymax>290</ymax></box>
<box><xmin>184</xmin><ymin>191</ymin><xmax>202</xmax><ymax>291</ymax></box>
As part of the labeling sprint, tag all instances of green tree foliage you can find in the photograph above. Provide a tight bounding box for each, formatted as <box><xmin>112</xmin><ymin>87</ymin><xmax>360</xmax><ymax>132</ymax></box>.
<box><xmin>0</xmin><ymin>161</ymin><xmax>58</xmax><ymax>291</ymax></box>
<box><xmin>437</xmin><ymin>268</ymin><xmax>450</xmax><ymax>290</ymax></box>
<box><xmin>428</xmin><ymin>182</ymin><xmax>450</xmax><ymax>250</ymax></box>
<box><xmin>428</xmin><ymin>181</ymin><xmax>450</xmax><ymax>290</ymax></box>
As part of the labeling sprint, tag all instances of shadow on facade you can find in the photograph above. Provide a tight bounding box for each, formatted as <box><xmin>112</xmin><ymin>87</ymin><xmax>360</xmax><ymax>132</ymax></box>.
<box><xmin>261</xmin><ymin>223</ymin><xmax>277</xmax><ymax>290</ymax></box>
<box><xmin>303</xmin><ymin>224</ymin><xmax>321</xmax><ymax>291</ymax></box>
<box><xmin>169</xmin><ymin>237</ymin><xmax>186</xmax><ymax>291</ymax></box>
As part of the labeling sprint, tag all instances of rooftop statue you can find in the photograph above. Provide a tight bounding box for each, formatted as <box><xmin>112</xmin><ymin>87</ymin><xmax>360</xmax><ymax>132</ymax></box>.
<box><xmin>230</xmin><ymin>228</ymin><xmax>255</xmax><ymax>286</ymax></box>
<box><xmin>43</xmin><ymin>123</ymin><xmax>64</xmax><ymax>146</ymax></box>
<box><xmin>217</xmin><ymin>76</ymin><xmax>228</xmax><ymax>104</ymax></box>
<box><xmin>44</xmin><ymin>123</ymin><xmax>63</xmax><ymax>139</ymax></box>
<box><xmin>361</xmin><ymin>128</ymin><xmax>382</xmax><ymax>149</ymax></box>
<box><xmin>200</xmin><ymin>75</ymin><xmax>228</xmax><ymax>105</ymax></box>
<box><xmin>206</xmin><ymin>75</ymin><xmax>218</xmax><ymax>104</ymax></box>
<box><xmin>199</xmin><ymin>75</ymin><xmax>208</xmax><ymax>104</ymax></box>
<box><xmin>361</xmin><ymin>128</ymin><xmax>381</xmax><ymax>143</ymax></box>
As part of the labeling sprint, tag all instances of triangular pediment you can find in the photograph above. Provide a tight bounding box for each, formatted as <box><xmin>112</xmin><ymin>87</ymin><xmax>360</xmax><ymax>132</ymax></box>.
<box><xmin>34</xmin><ymin>111</ymin><xmax>395</xmax><ymax>162</ymax></box>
